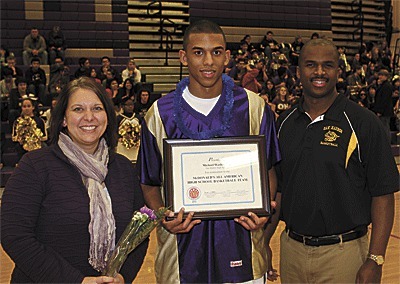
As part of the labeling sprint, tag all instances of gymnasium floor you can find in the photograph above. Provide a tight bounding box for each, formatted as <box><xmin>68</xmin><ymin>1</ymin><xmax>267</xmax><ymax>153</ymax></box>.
<box><xmin>1</xmin><ymin>191</ymin><xmax>399</xmax><ymax>283</ymax></box>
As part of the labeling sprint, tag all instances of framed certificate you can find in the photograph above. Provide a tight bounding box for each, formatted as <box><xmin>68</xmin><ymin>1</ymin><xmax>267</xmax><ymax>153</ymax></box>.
<box><xmin>163</xmin><ymin>136</ymin><xmax>270</xmax><ymax>219</ymax></box>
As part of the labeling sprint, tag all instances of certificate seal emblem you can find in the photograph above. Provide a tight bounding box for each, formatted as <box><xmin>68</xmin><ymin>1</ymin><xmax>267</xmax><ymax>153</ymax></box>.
<box><xmin>187</xmin><ymin>187</ymin><xmax>201</xmax><ymax>201</ymax></box>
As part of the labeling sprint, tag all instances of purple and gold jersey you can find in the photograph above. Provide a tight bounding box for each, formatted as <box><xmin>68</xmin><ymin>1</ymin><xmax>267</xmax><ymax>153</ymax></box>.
<box><xmin>139</xmin><ymin>83</ymin><xmax>280</xmax><ymax>283</ymax></box>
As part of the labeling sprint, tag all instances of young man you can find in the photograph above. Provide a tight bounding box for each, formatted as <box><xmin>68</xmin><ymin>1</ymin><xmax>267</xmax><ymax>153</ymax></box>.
<box><xmin>268</xmin><ymin>39</ymin><xmax>398</xmax><ymax>283</ymax></box>
<box><xmin>25</xmin><ymin>58</ymin><xmax>46</xmax><ymax>105</ymax></box>
<box><xmin>0</xmin><ymin>55</ymin><xmax>23</xmax><ymax>80</ymax></box>
<box><xmin>138</xmin><ymin>19</ymin><xmax>280</xmax><ymax>283</ymax></box>
<box><xmin>74</xmin><ymin>57</ymin><xmax>91</xmax><ymax>79</ymax></box>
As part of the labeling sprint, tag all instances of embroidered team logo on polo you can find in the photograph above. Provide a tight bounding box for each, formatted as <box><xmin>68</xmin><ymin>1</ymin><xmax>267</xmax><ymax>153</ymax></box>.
<box><xmin>321</xmin><ymin>126</ymin><xmax>342</xmax><ymax>147</ymax></box>
<box><xmin>324</xmin><ymin>130</ymin><xmax>340</xmax><ymax>142</ymax></box>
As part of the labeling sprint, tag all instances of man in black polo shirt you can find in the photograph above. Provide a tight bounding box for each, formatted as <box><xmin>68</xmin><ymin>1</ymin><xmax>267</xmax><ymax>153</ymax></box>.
<box><xmin>266</xmin><ymin>39</ymin><xmax>398</xmax><ymax>283</ymax></box>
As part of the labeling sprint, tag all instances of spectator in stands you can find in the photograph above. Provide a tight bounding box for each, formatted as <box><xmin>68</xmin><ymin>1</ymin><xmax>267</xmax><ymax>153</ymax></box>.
<box><xmin>97</xmin><ymin>56</ymin><xmax>121</xmax><ymax>83</ymax></box>
<box><xmin>261</xmin><ymin>79</ymin><xmax>276</xmax><ymax>102</ymax></box>
<box><xmin>371</xmin><ymin>46</ymin><xmax>383</xmax><ymax>67</ymax></box>
<box><xmin>43</xmin><ymin>97</ymin><xmax>58</xmax><ymax>132</ymax></box>
<box><xmin>23</xmin><ymin>27</ymin><xmax>48</xmax><ymax>65</ymax></box>
<box><xmin>255</xmin><ymin>58</ymin><xmax>268</xmax><ymax>85</ymax></box>
<box><xmin>277</xmin><ymin>43</ymin><xmax>292</xmax><ymax>65</ymax></box>
<box><xmin>359</xmin><ymin>42</ymin><xmax>372</xmax><ymax>66</ymax></box>
<box><xmin>1</xmin><ymin>77</ymin><xmax>148</xmax><ymax>283</ymax></box>
<box><xmin>367</xmin><ymin>84</ymin><xmax>377</xmax><ymax>110</ymax></box>
<box><xmin>260</xmin><ymin>31</ymin><xmax>279</xmax><ymax>60</ymax></box>
<box><xmin>241</xmin><ymin>34</ymin><xmax>255</xmax><ymax>52</ymax></box>
<box><xmin>106</xmin><ymin>78</ymin><xmax>122</xmax><ymax>108</ymax></box>
<box><xmin>134</xmin><ymin>88</ymin><xmax>153</xmax><ymax>122</ymax></box>
<box><xmin>272</xmin><ymin>65</ymin><xmax>295</xmax><ymax>91</ymax></box>
<box><xmin>392</xmin><ymin>76</ymin><xmax>400</xmax><ymax>131</ymax></box>
<box><xmin>1</xmin><ymin>55</ymin><xmax>24</xmax><ymax>80</ymax></box>
<box><xmin>237</xmin><ymin>40</ymin><xmax>252</xmax><ymax>60</ymax></box>
<box><xmin>371</xmin><ymin>68</ymin><xmax>394</xmax><ymax>139</ymax></box>
<box><xmin>346</xmin><ymin>65</ymin><xmax>365</xmax><ymax>97</ymax></box>
<box><xmin>290</xmin><ymin>35</ymin><xmax>303</xmax><ymax>66</ymax></box>
<box><xmin>271</xmin><ymin>86</ymin><xmax>291</xmax><ymax>116</ymax></box>
<box><xmin>379</xmin><ymin>39</ymin><xmax>392</xmax><ymax>71</ymax></box>
<box><xmin>102</xmin><ymin>68</ymin><xmax>119</xmax><ymax>89</ymax></box>
<box><xmin>310</xmin><ymin>32</ymin><xmax>320</xmax><ymax>39</ymax></box>
<box><xmin>338</xmin><ymin>46</ymin><xmax>351</xmax><ymax>75</ymax></box>
<box><xmin>8</xmin><ymin>77</ymin><xmax>30</xmax><ymax>126</ymax></box>
<box><xmin>47</xmin><ymin>25</ymin><xmax>67</xmax><ymax>65</ymax></box>
<box><xmin>0</xmin><ymin>69</ymin><xmax>16</xmax><ymax>121</ymax></box>
<box><xmin>0</xmin><ymin>45</ymin><xmax>11</xmax><ymax>67</ymax></box>
<box><xmin>336</xmin><ymin>68</ymin><xmax>348</xmax><ymax>95</ymax></box>
<box><xmin>49</xmin><ymin>56</ymin><xmax>71</xmax><ymax>103</ymax></box>
<box><xmin>365</xmin><ymin>61</ymin><xmax>376</xmax><ymax>82</ymax></box>
<box><xmin>351</xmin><ymin>53</ymin><xmax>361</xmax><ymax>72</ymax></box>
<box><xmin>11</xmin><ymin>97</ymin><xmax>47</xmax><ymax>162</ymax></box>
<box><xmin>119</xmin><ymin>78</ymin><xmax>136</xmax><ymax>103</ymax></box>
<box><xmin>116</xmin><ymin>98</ymin><xmax>141</xmax><ymax>161</ymax></box>
<box><xmin>89</xmin><ymin>68</ymin><xmax>102</xmax><ymax>85</ymax></box>
<box><xmin>355</xmin><ymin>88</ymin><xmax>370</xmax><ymax>108</ymax></box>
<box><xmin>0</xmin><ymin>68</ymin><xmax>16</xmax><ymax>101</ymax></box>
<box><xmin>228</xmin><ymin>56</ymin><xmax>247</xmax><ymax>85</ymax></box>
<box><xmin>74</xmin><ymin>57</ymin><xmax>91</xmax><ymax>79</ymax></box>
<box><xmin>241</xmin><ymin>62</ymin><xmax>262</xmax><ymax>93</ymax></box>
<box><xmin>121</xmin><ymin>59</ymin><xmax>142</xmax><ymax>85</ymax></box>
<box><xmin>25</xmin><ymin>57</ymin><xmax>47</xmax><ymax>106</ymax></box>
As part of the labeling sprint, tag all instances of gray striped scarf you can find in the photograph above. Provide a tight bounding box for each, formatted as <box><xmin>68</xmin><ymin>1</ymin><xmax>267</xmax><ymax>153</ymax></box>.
<box><xmin>58</xmin><ymin>132</ymin><xmax>116</xmax><ymax>272</ymax></box>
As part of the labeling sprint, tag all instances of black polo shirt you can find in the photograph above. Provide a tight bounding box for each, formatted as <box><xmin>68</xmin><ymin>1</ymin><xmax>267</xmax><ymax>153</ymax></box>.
<box><xmin>276</xmin><ymin>94</ymin><xmax>399</xmax><ymax>236</ymax></box>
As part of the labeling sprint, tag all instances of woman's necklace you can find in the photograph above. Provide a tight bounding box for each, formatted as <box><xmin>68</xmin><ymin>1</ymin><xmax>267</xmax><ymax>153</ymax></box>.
<box><xmin>173</xmin><ymin>74</ymin><xmax>234</xmax><ymax>140</ymax></box>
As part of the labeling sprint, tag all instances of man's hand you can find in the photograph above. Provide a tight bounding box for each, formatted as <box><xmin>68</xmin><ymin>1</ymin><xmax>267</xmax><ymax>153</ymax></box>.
<box><xmin>266</xmin><ymin>244</ymin><xmax>279</xmax><ymax>281</ymax></box>
<box><xmin>161</xmin><ymin>207</ymin><xmax>201</xmax><ymax>234</ymax></box>
<box><xmin>356</xmin><ymin>259</ymin><xmax>382</xmax><ymax>283</ymax></box>
<box><xmin>234</xmin><ymin>201</ymin><xmax>277</xmax><ymax>231</ymax></box>
<box><xmin>234</xmin><ymin>211</ymin><xmax>268</xmax><ymax>230</ymax></box>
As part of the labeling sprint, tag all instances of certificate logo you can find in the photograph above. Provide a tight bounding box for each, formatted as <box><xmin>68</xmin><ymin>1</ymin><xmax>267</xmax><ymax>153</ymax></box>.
<box><xmin>187</xmin><ymin>187</ymin><xmax>201</xmax><ymax>201</ymax></box>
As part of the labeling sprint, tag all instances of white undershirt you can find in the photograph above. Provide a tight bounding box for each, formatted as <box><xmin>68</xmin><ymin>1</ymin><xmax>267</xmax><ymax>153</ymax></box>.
<box><xmin>182</xmin><ymin>86</ymin><xmax>220</xmax><ymax>116</ymax></box>
<box><xmin>182</xmin><ymin>86</ymin><xmax>263</xmax><ymax>284</ymax></box>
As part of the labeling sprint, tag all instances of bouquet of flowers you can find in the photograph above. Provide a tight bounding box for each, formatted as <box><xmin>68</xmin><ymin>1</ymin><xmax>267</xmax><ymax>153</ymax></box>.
<box><xmin>118</xmin><ymin>121</ymin><xmax>141</xmax><ymax>149</ymax></box>
<box><xmin>12</xmin><ymin>116</ymin><xmax>43</xmax><ymax>151</ymax></box>
<box><xmin>102</xmin><ymin>206</ymin><xmax>168</xmax><ymax>277</ymax></box>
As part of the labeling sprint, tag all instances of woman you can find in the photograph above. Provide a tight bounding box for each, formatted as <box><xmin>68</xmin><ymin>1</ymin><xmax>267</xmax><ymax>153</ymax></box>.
<box><xmin>262</xmin><ymin>79</ymin><xmax>276</xmax><ymax>102</ymax></box>
<box><xmin>118</xmin><ymin>78</ymin><xmax>136</xmax><ymax>104</ymax></box>
<box><xmin>106</xmin><ymin>78</ymin><xmax>121</xmax><ymax>107</ymax></box>
<box><xmin>271</xmin><ymin>86</ymin><xmax>291</xmax><ymax>116</ymax></box>
<box><xmin>89</xmin><ymin>67</ymin><xmax>102</xmax><ymax>85</ymax></box>
<box><xmin>1</xmin><ymin>77</ymin><xmax>148</xmax><ymax>283</ymax></box>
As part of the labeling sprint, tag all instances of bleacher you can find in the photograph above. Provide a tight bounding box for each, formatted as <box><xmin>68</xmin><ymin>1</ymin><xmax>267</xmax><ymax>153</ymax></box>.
<box><xmin>1</xmin><ymin>0</ymin><xmax>399</xmax><ymax>186</ymax></box>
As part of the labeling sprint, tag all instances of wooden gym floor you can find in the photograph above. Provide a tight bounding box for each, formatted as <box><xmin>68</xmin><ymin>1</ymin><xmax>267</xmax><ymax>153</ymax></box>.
<box><xmin>1</xmin><ymin>193</ymin><xmax>399</xmax><ymax>283</ymax></box>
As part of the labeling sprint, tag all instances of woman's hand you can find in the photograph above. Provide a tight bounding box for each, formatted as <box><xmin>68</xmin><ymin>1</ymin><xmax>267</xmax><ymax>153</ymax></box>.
<box><xmin>82</xmin><ymin>273</ymin><xmax>124</xmax><ymax>284</ymax></box>
<box><xmin>161</xmin><ymin>207</ymin><xmax>201</xmax><ymax>234</ymax></box>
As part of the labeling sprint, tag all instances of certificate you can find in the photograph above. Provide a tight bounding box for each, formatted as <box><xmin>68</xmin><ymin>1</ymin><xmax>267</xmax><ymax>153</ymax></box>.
<box><xmin>163</xmin><ymin>136</ymin><xmax>270</xmax><ymax>219</ymax></box>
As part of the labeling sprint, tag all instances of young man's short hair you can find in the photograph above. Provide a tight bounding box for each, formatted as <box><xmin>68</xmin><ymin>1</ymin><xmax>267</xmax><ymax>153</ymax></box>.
<box><xmin>182</xmin><ymin>19</ymin><xmax>226</xmax><ymax>51</ymax></box>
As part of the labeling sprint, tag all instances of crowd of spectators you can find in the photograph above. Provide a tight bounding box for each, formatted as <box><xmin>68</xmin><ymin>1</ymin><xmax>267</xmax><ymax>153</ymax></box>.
<box><xmin>1</xmin><ymin>26</ymin><xmax>157</xmax><ymax>165</ymax></box>
<box><xmin>1</xmin><ymin>28</ymin><xmax>399</xmax><ymax>151</ymax></box>
<box><xmin>225</xmin><ymin>31</ymin><xmax>399</xmax><ymax>132</ymax></box>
